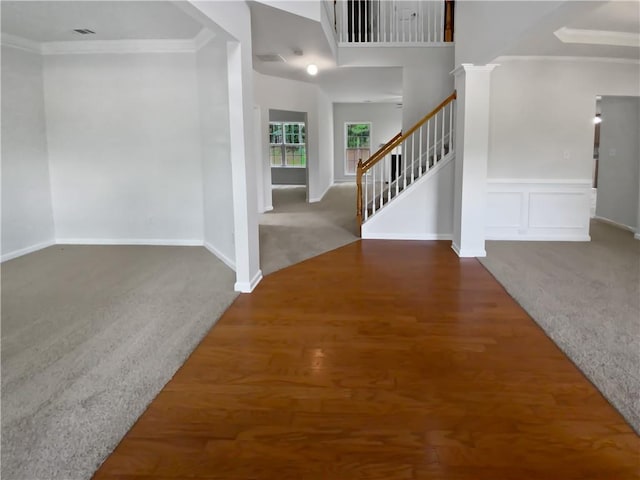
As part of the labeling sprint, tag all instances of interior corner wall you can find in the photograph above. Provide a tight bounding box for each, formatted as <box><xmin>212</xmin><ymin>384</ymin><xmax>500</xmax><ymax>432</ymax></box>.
<box><xmin>197</xmin><ymin>40</ymin><xmax>236</xmax><ymax>267</ymax></box>
<box><xmin>333</xmin><ymin>103</ymin><xmax>402</xmax><ymax>183</ymax></box>
<box><xmin>401</xmin><ymin>52</ymin><xmax>455</xmax><ymax>133</ymax></box>
<box><xmin>254</xmin><ymin>71</ymin><xmax>333</xmax><ymax>203</ymax></box>
<box><xmin>1</xmin><ymin>45</ymin><xmax>55</xmax><ymax>260</ymax></box>
<box><xmin>596</xmin><ymin>96</ymin><xmax>640</xmax><ymax>230</ymax></box>
<box><xmin>43</xmin><ymin>52</ymin><xmax>204</xmax><ymax>243</ymax></box>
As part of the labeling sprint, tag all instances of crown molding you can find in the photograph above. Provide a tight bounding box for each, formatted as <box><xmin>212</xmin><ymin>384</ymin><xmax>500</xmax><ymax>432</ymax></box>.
<box><xmin>41</xmin><ymin>38</ymin><xmax>197</xmax><ymax>55</ymax></box>
<box><xmin>1</xmin><ymin>33</ymin><xmax>42</xmax><ymax>54</ymax></box>
<box><xmin>494</xmin><ymin>55</ymin><xmax>640</xmax><ymax>65</ymax></box>
<box><xmin>1</xmin><ymin>28</ymin><xmax>215</xmax><ymax>56</ymax></box>
<box><xmin>554</xmin><ymin>27</ymin><xmax>640</xmax><ymax>48</ymax></box>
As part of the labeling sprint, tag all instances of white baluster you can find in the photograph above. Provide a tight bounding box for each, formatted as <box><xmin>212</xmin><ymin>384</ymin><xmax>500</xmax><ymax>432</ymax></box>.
<box><xmin>448</xmin><ymin>101</ymin><xmax>453</xmax><ymax>153</ymax></box>
<box><xmin>395</xmin><ymin>146</ymin><xmax>400</xmax><ymax>197</ymax></box>
<box><xmin>426</xmin><ymin>119</ymin><xmax>431</xmax><ymax>171</ymax></box>
<box><xmin>441</xmin><ymin>104</ymin><xmax>446</xmax><ymax>159</ymax></box>
<box><xmin>364</xmin><ymin>169</ymin><xmax>368</xmax><ymax>220</ymax></box>
<box><xmin>432</xmin><ymin>1</ymin><xmax>437</xmax><ymax>43</ymax></box>
<box><xmin>379</xmin><ymin>161</ymin><xmax>384</xmax><ymax>210</ymax></box>
<box><xmin>364</xmin><ymin>0</ymin><xmax>368</xmax><ymax>42</ymax></box>
<box><xmin>385</xmin><ymin>153</ymin><xmax>393</xmax><ymax>203</ymax></box>
<box><xmin>418</xmin><ymin>125</ymin><xmax>423</xmax><ymax>178</ymax></box>
<box><xmin>411</xmin><ymin>131</ymin><xmax>415</xmax><ymax>183</ymax></box>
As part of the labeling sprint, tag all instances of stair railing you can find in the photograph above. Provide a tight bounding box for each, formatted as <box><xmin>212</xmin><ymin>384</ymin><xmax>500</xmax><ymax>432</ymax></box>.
<box><xmin>356</xmin><ymin>92</ymin><xmax>457</xmax><ymax>232</ymax></box>
<box><xmin>336</xmin><ymin>0</ymin><xmax>455</xmax><ymax>44</ymax></box>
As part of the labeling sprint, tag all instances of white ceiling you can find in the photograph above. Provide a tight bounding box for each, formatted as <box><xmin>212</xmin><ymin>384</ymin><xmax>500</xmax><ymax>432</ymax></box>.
<box><xmin>250</xmin><ymin>2</ymin><xmax>402</xmax><ymax>102</ymax></box>
<box><xmin>505</xmin><ymin>0</ymin><xmax>640</xmax><ymax>60</ymax></box>
<box><xmin>317</xmin><ymin>67</ymin><xmax>403</xmax><ymax>103</ymax></box>
<box><xmin>568</xmin><ymin>1</ymin><xmax>640</xmax><ymax>33</ymax></box>
<box><xmin>250</xmin><ymin>2</ymin><xmax>336</xmax><ymax>82</ymax></box>
<box><xmin>1</xmin><ymin>1</ymin><xmax>203</xmax><ymax>42</ymax></box>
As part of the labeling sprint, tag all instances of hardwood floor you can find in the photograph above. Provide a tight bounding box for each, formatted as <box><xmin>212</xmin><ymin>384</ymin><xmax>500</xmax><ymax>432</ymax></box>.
<box><xmin>93</xmin><ymin>241</ymin><xmax>640</xmax><ymax>479</ymax></box>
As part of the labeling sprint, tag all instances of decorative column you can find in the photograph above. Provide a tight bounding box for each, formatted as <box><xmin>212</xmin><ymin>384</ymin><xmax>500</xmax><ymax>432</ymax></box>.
<box><xmin>451</xmin><ymin>64</ymin><xmax>498</xmax><ymax>257</ymax></box>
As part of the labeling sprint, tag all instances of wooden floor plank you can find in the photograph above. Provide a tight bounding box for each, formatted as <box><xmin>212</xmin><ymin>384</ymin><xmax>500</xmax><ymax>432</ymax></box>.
<box><xmin>93</xmin><ymin>241</ymin><xmax>640</xmax><ymax>479</ymax></box>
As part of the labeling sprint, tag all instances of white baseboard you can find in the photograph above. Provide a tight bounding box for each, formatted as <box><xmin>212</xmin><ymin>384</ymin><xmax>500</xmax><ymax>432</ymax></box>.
<box><xmin>362</xmin><ymin>233</ymin><xmax>452</xmax><ymax>240</ymax></box>
<box><xmin>56</xmin><ymin>238</ymin><xmax>203</xmax><ymax>246</ymax></box>
<box><xmin>1</xmin><ymin>239</ymin><xmax>56</xmax><ymax>262</ymax></box>
<box><xmin>593</xmin><ymin>216</ymin><xmax>636</xmax><ymax>233</ymax></box>
<box><xmin>451</xmin><ymin>242</ymin><xmax>486</xmax><ymax>258</ymax></box>
<box><xmin>234</xmin><ymin>269</ymin><xmax>263</xmax><ymax>293</ymax></box>
<box><xmin>309</xmin><ymin>182</ymin><xmax>334</xmax><ymax>203</ymax></box>
<box><xmin>263</xmin><ymin>205</ymin><xmax>274</xmax><ymax>212</ymax></box>
<box><xmin>204</xmin><ymin>241</ymin><xmax>236</xmax><ymax>270</ymax></box>
<box><xmin>635</xmin><ymin>233</ymin><xmax>640</xmax><ymax>240</ymax></box>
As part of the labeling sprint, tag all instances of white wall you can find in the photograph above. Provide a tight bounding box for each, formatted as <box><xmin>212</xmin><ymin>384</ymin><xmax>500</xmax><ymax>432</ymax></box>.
<box><xmin>362</xmin><ymin>156</ymin><xmax>454</xmax><ymax>239</ymax></box>
<box><xmin>43</xmin><ymin>52</ymin><xmax>204</xmax><ymax>243</ymax></box>
<box><xmin>596</xmin><ymin>96</ymin><xmax>640</xmax><ymax>230</ymax></box>
<box><xmin>197</xmin><ymin>40</ymin><xmax>236</xmax><ymax>268</ymax></box>
<box><xmin>486</xmin><ymin>59</ymin><xmax>639</xmax><ymax>240</ymax></box>
<box><xmin>1</xmin><ymin>46</ymin><xmax>55</xmax><ymax>260</ymax></box>
<box><xmin>333</xmin><ymin>102</ymin><xmax>402</xmax><ymax>182</ymax></box>
<box><xmin>254</xmin><ymin>71</ymin><xmax>334</xmax><ymax>204</ymax></box>
<box><xmin>489</xmin><ymin>59</ymin><xmax>640</xmax><ymax>180</ymax></box>
<box><xmin>401</xmin><ymin>50</ymin><xmax>454</xmax><ymax>132</ymax></box>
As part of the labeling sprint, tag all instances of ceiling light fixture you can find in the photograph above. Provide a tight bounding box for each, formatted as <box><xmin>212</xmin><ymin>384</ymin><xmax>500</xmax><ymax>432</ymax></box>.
<box><xmin>306</xmin><ymin>64</ymin><xmax>318</xmax><ymax>76</ymax></box>
<box><xmin>593</xmin><ymin>116</ymin><xmax>602</xmax><ymax>124</ymax></box>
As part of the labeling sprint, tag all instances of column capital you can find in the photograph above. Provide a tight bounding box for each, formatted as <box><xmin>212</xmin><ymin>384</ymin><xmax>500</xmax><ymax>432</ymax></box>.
<box><xmin>450</xmin><ymin>63</ymin><xmax>500</xmax><ymax>77</ymax></box>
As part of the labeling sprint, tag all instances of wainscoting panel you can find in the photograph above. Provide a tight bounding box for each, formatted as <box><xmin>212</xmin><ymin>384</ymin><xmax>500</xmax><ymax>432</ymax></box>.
<box><xmin>486</xmin><ymin>180</ymin><xmax>592</xmax><ymax>241</ymax></box>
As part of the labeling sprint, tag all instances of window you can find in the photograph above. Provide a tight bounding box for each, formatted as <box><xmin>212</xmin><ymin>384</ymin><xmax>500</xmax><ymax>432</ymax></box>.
<box><xmin>345</xmin><ymin>122</ymin><xmax>371</xmax><ymax>175</ymax></box>
<box><xmin>269</xmin><ymin>122</ymin><xmax>306</xmax><ymax>168</ymax></box>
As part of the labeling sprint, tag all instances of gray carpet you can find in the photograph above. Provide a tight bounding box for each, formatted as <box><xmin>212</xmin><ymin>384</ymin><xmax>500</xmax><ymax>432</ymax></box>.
<box><xmin>259</xmin><ymin>184</ymin><xmax>359</xmax><ymax>275</ymax></box>
<box><xmin>1</xmin><ymin>245</ymin><xmax>238</xmax><ymax>480</ymax></box>
<box><xmin>479</xmin><ymin>220</ymin><xmax>640</xmax><ymax>433</ymax></box>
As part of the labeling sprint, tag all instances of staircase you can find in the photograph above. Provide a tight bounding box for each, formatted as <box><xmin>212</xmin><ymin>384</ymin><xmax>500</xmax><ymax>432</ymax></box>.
<box><xmin>356</xmin><ymin>92</ymin><xmax>456</xmax><ymax>233</ymax></box>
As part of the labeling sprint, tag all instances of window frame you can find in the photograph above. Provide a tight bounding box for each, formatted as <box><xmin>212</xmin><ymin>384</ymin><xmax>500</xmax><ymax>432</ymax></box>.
<box><xmin>344</xmin><ymin>121</ymin><xmax>372</xmax><ymax>176</ymax></box>
<box><xmin>269</xmin><ymin>121</ymin><xmax>307</xmax><ymax>169</ymax></box>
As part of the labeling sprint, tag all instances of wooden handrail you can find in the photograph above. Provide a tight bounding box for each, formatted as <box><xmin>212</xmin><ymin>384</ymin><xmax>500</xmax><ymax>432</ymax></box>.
<box><xmin>361</xmin><ymin>131</ymin><xmax>402</xmax><ymax>170</ymax></box>
<box><xmin>360</xmin><ymin>91</ymin><xmax>457</xmax><ymax>174</ymax></box>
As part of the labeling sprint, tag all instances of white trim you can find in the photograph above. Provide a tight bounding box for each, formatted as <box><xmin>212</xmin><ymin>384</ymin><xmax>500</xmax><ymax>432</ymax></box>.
<box><xmin>338</xmin><ymin>42</ymin><xmax>452</xmax><ymax>48</ymax></box>
<box><xmin>634</xmin><ymin>233</ymin><xmax>640</xmax><ymax>241</ymax></box>
<box><xmin>56</xmin><ymin>238</ymin><xmax>203</xmax><ymax>246</ymax></box>
<box><xmin>3</xmin><ymin>29</ymin><xmax>215</xmax><ymax>56</ymax></box>
<box><xmin>42</xmin><ymin>38</ymin><xmax>197</xmax><ymax>55</ymax></box>
<box><xmin>309</xmin><ymin>182</ymin><xmax>334</xmax><ymax>203</ymax></box>
<box><xmin>362</xmin><ymin>233</ymin><xmax>452</xmax><ymax>240</ymax></box>
<box><xmin>234</xmin><ymin>269</ymin><xmax>263</xmax><ymax>293</ymax></box>
<box><xmin>488</xmin><ymin>178</ymin><xmax>592</xmax><ymax>186</ymax></box>
<box><xmin>554</xmin><ymin>27</ymin><xmax>640</xmax><ymax>48</ymax></box>
<box><xmin>451</xmin><ymin>63</ymin><xmax>499</xmax><ymax>77</ymax></box>
<box><xmin>494</xmin><ymin>55</ymin><xmax>640</xmax><ymax>66</ymax></box>
<box><xmin>1</xmin><ymin>33</ymin><xmax>42</xmax><ymax>54</ymax></box>
<box><xmin>263</xmin><ymin>205</ymin><xmax>274</xmax><ymax>212</ymax></box>
<box><xmin>1</xmin><ymin>239</ymin><xmax>55</xmax><ymax>262</ymax></box>
<box><xmin>593</xmin><ymin>216</ymin><xmax>637</xmax><ymax>233</ymax></box>
<box><xmin>204</xmin><ymin>241</ymin><xmax>236</xmax><ymax>270</ymax></box>
<box><xmin>451</xmin><ymin>242</ymin><xmax>486</xmax><ymax>258</ymax></box>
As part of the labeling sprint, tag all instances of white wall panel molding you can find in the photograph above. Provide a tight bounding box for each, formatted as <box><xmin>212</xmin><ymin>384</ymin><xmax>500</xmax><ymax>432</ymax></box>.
<box><xmin>486</xmin><ymin>179</ymin><xmax>592</xmax><ymax>241</ymax></box>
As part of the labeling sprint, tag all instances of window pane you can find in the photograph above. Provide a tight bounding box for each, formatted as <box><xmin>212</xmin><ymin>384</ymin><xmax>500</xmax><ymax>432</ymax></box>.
<box><xmin>269</xmin><ymin>123</ymin><xmax>283</xmax><ymax>144</ymax></box>
<box><xmin>270</xmin><ymin>146</ymin><xmax>283</xmax><ymax>166</ymax></box>
<box><xmin>345</xmin><ymin>123</ymin><xmax>371</xmax><ymax>174</ymax></box>
<box><xmin>284</xmin><ymin>123</ymin><xmax>302</xmax><ymax>144</ymax></box>
<box><xmin>285</xmin><ymin>146</ymin><xmax>306</xmax><ymax>167</ymax></box>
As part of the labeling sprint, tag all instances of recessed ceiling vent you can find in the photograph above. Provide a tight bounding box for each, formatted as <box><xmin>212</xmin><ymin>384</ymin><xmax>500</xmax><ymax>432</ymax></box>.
<box><xmin>256</xmin><ymin>54</ymin><xmax>286</xmax><ymax>63</ymax></box>
<box><xmin>73</xmin><ymin>29</ymin><xmax>96</xmax><ymax>35</ymax></box>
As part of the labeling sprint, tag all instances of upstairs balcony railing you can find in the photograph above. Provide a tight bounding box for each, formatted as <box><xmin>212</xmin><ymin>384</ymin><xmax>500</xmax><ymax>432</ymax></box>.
<box><xmin>330</xmin><ymin>0</ymin><xmax>454</xmax><ymax>45</ymax></box>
